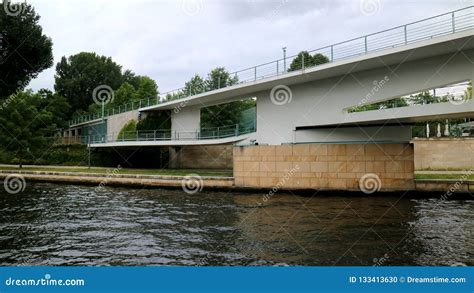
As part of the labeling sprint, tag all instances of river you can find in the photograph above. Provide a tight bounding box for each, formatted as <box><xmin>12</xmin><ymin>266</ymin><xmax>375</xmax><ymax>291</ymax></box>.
<box><xmin>0</xmin><ymin>183</ymin><xmax>472</xmax><ymax>266</ymax></box>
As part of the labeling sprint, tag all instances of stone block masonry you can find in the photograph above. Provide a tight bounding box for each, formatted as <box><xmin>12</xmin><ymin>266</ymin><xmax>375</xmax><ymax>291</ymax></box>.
<box><xmin>233</xmin><ymin>143</ymin><xmax>415</xmax><ymax>191</ymax></box>
<box><xmin>413</xmin><ymin>138</ymin><xmax>474</xmax><ymax>170</ymax></box>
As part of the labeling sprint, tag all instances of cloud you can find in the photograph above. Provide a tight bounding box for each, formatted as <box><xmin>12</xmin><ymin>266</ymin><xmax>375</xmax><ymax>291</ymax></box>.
<box><xmin>26</xmin><ymin>0</ymin><xmax>465</xmax><ymax>93</ymax></box>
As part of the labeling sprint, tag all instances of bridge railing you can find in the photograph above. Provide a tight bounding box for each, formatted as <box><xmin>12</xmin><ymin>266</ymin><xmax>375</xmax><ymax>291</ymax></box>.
<box><xmin>69</xmin><ymin>6</ymin><xmax>474</xmax><ymax>127</ymax></box>
<box><xmin>86</xmin><ymin>123</ymin><xmax>256</xmax><ymax>144</ymax></box>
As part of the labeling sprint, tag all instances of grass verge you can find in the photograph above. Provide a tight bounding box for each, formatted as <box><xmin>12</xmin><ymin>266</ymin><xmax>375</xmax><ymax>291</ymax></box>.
<box><xmin>415</xmin><ymin>173</ymin><xmax>474</xmax><ymax>181</ymax></box>
<box><xmin>0</xmin><ymin>166</ymin><xmax>233</xmax><ymax>177</ymax></box>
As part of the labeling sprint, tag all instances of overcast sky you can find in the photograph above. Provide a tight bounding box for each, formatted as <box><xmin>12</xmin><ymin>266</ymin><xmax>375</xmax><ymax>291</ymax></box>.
<box><xmin>27</xmin><ymin>0</ymin><xmax>467</xmax><ymax>93</ymax></box>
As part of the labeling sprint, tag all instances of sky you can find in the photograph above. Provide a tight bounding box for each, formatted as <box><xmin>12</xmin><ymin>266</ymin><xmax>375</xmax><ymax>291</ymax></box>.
<box><xmin>27</xmin><ymin>0</ymin><xmax>469</xmax><ymax>93</ymax></box>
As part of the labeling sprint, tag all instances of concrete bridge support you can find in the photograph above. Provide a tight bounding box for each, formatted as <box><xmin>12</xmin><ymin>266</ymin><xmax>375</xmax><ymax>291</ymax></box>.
<box><xmin>233</xmin><ymin>143</ymin><xmax>415</xmax><ymax>192</ymax></box>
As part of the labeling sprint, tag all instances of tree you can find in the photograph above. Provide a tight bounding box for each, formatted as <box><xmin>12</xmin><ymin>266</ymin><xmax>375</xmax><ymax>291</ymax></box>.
<box><xmin>205</xmin><ymin>67</ymin><xmax>238</xmax><ymax>91</ymax></box>
<box><xmin>135</xmin><ymin>76</ymin><xmax>158</xmax><ymax>101</ymax></box>
<box><xmin>183</xmin><ymin>74</ymin><xmax>206</xmax><ymax>96</ymax></box>
<box><xmin>0</xmin><ymin>3</ymin><xmax>53</xmax><ymax>98</ymax></box>
<box><xmin>54</xmin><ymin>52</ymin><xmax>124</xmax><ymax>114</ymax></box>
<box><xmin>0</xmin><ymin>90</ymin><xmax>61</xmax><ymax>167</ymax></box>
<box><xmin>36</xmin><ymin>89</ymin><xmax>71</xmax><ymax>130</ymax></box>
<box><xmin>407</xmin><ymin>91</ymin><xmax>441</xmax><ymax>105</ymax></box>
<box><xmin>288</xmin><ymin>51</ymin><xmax>330</xmax><ymax>72</ymax></box>
<box><xmin>288</xmin><ymin>51</ymin><xmax>312</xmax><ymax>72</ymax></box>
<box><xmin>117</xmin><ymin>120</ymin><xmax>137</xmax><ymax>140</ymax></box>
<box><xmin>137</xmin><ymin>111</ymin><xmax>171</xmax><ymax>131</ymax></box>
<box><xmin>110</xmin><ymin>82</ymin><xmax>137</xmax><ymax>108</ymax></box>
<box><xmin>313</xmin><ymin>53</ymin><xmax>330</xmax><ymax>66</ymax></box>
<box><xmin>201</xmin><ymin>98</ymin><xmax>256</xmax><ymax>129</ymax></box>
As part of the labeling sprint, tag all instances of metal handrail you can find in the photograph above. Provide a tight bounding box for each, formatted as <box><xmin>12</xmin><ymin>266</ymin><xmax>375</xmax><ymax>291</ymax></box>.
<box><xmin>69</xmin><ymin>6</ymin><xmax>474</xmax><ymax>126</ymax></box>
<box><xmin>83</xmin><ymin>123</ymin><xmax>256</xmax><ymax>144</ymax></box>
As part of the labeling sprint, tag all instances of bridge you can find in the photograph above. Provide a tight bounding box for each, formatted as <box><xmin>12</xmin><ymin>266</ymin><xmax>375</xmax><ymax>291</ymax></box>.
<box><xmin>64</xmin><ymin>7</ymin><xmax>474</xmax><ymax>192</ymax></box>
<box><xmin>66</xmin><ymin>7</ymin><xmax>474</xmax><ymax>149</ymax></box>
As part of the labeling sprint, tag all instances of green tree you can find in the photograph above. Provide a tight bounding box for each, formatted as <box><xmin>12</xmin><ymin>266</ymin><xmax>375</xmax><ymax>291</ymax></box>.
<box><xmin>0</xmin><ymin>91</ymin><xmax>59</xmax><ymax>167</ymax></box>
<box><xmin>201</xmin><ymin>98</ymin><xmax>256</xmax><ymax>129</ymax></box>
<box><xmin>135</xmin><ymin>76</ymin><xmax>159</xmax><ymax>101</ymax></box>
<box><xmin>205</xmin><ymin>67</ymin><xmax>238</xmax><ymax>90</ymax></box>
<box><xmin>313</xmin><ymin>53</ymin><xmax>330</xmax><ymax>66</ymax></box>
<box><xmin>407</xmin><ymin>91</ymin><xmax>441</xmax><ymax>105</ymax></box>
<box><xmin>36</xmin><ymin>89</ymin><xmax>71</xmax><ymax>130</ymax></box>
<box><xmin>54</xmin><ymin>52</ymin><xmax>124</xmax><ymax>114</ymax></box>
<box><xmin>183</xmin><ymin>74</ymin><xmax>206</xmax><ymax>96</ymax></box>
<box><xmin>288</xmin><ymin>51</ymin><xmax>330</xmax><ymax>72</ymax></box>
<box><xmin>0</xmin><ymin>3</ymin><xmax>53</xmax><ymax>98</ymax></box>
<box><xmin>111</xmin><ymin>82</ymin><xmax>137</xmax><ymax>108</ymax></box>
<box><xmin>137</xmin><ymin>112</ymin><xmax>171</xmax><ymax>131</ymax></box>
<box><xmin>117</xmin><ymin>120</ymin><xmax>137</xmax><ymax>141</ymax></box>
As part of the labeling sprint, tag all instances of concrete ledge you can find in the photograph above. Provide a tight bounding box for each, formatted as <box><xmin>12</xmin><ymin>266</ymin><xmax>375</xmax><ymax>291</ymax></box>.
<box><xmin>415</xmin><ymin>179</ymin><xmax>474</xmax><ymax>193</ymax></box>
<box><xmin>0</xmin><ymin>171</ymin><xmax>234</xmax><ymax>189</ymax></box>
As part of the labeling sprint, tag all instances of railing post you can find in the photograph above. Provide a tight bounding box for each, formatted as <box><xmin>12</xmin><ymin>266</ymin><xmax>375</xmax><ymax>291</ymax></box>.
<box><xmin>364</xmin><ymin>36</ymin><xmax>368</xmax><ymax>53</ymax></box>
<box><xmin>235</xmin><ymin>124</ymin><xmax>239</xmax><ymax>136</ymax></box>
<box><xmin>277</xmin><ymin>61</ymin><xmax>279</xmax><ymax>75</ymax></box>
<box><xmin>330</xmin><ymin>45</ymin><xmax>334</xmax><ymax>62</ymax></box>
<box><xmin>154</xmin><ymin>130</ymin><xmax>156</xmax><ymax>141</ymax></box>
<box><xmin>404</xmin><ymin>25</ymin><xmax>408</xmax><ymax>44</ymax></box>
<box><xmin>302</xmin><ymin>54</ymin><xmax>305</xmax><ymax>70</ymax></box>
<box><xmin>254</xmin><ymin>67</ymin><xmax>257</xmax><ymax>81</ymax></box>
<box><xmin>217</xmin><ymin>127</ymin><xmax>220</xmax><ymax>138</ymax></box>
<box><xmin>452</xmin><ymin>12</ymin><xmax>455</xmax><ymax>33</ymax></box>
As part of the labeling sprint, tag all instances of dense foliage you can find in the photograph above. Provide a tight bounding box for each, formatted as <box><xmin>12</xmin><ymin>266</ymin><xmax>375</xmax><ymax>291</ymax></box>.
<box><xmin>288</xmin><ymin>51</ymin><xmax>330</xmax><ymax>72</ymax></box>
<box><xmin>0</xmin><ymin>3</ymin><xmax>53</xmax><ymax>98</ymax></box>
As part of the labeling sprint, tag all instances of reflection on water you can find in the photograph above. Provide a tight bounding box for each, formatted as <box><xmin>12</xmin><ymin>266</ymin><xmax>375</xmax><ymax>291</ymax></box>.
<box><xmin>0</xmin><ymin>183</ymin><xmax>472</xmax><ymax>266</ymax></box>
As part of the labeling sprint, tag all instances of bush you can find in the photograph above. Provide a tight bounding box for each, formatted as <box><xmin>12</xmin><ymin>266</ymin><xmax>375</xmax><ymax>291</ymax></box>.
<box><xmin>117</xmin><ymin>120</ymin><xmax>137</xmax><ymax>140</ymax></box>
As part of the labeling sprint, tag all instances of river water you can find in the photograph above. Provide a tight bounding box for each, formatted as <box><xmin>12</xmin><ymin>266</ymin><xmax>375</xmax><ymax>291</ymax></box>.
<box><xmin>0</xmin><ymin>183</ymin><xmax>472</xmax><ymax>266</ymax></box>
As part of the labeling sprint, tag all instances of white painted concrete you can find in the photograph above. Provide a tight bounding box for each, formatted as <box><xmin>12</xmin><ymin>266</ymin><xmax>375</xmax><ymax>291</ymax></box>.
<box><xmin>74</xmin><ymin>30</ymin><xmax>474</xmax><ymax>147</ymax></box>
<box><xmin>106</xmin><ymin>110</ymin><xmax>140</xmax><ymax>138</ymax></box>
<box><xmin>251</xmin><ymin>48</ymin><xmax>474</xmax><ymax>145</ymax></box>
<box><xmin>170</xmin><ymin>106</ymin><xmax>201</xmax><ymax>140</ymax></box>
<box><xmin>90</xmin><ymin>133</ymin><xmax>250</xmax><ymax>148</ymax></box>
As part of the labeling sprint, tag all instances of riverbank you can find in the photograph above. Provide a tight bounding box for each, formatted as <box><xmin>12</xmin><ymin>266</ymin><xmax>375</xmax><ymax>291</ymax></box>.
<box><xmin>0</xmin><ymin>170</ymin><xmax>234</xmax><ymax>191</ymax></box>
<box><xmin>0</xmin><ymin>165</ymin><xmax>232</xmax><ymax>177</ymax></box>
<box><xmin>0</xmin><ymin>167</ymin><xmax>473</xmax><ymax>197</ymax></box>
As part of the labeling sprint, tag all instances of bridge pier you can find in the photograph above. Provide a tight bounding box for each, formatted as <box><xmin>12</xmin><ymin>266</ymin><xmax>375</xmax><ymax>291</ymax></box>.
<box><xmin>233</xmin><ymin>143</ymin><xmax>415</xmax><ymax>192</ymax></box>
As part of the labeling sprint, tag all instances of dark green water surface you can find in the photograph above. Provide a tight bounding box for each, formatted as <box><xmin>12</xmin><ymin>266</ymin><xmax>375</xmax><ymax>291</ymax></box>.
<box><xmin>0</xmin><ymin>183</ymin><xmax>472</xmax><ymax>266</ymax></box>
